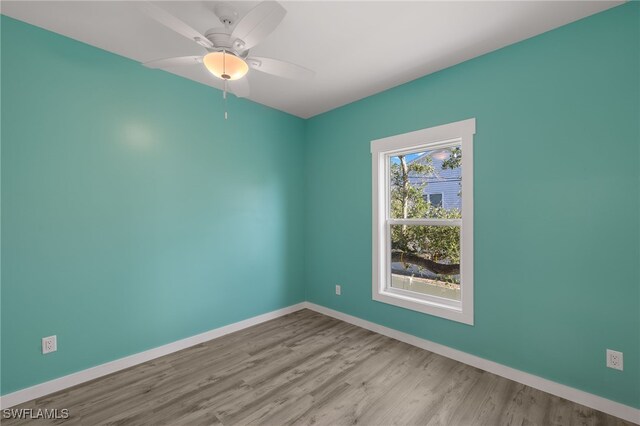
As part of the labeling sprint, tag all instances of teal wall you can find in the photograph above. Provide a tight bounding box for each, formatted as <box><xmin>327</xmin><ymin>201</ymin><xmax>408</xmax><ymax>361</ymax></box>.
<box><xmin>2</xmin><ymin>2</ymin><xmax>639</xmax><ymax>411</ymax></box>
<box><xmin>1</xmin><ymin>16</ymin><xmax>306</xmax><ymax>395</ymax></box>
<box><xmin>304</xmin><ymin>3</ymin><xmax>639</xmax><ymax>409</ymax></box>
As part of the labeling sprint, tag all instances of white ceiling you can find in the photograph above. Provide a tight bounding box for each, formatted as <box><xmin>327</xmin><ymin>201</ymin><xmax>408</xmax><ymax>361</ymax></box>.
<box><xmin>2</xmin><ymin>1</ymin><xmax>623</xmax><ymax>118</ymax></box>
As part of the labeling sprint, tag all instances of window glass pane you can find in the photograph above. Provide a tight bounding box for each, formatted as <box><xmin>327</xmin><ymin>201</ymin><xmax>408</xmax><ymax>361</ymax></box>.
<box><xmin>389</xmin><ymin>145</ymin><xmax>461</xmax><ymax>219</ymax></box>
<box><xmin>429</xmin><ymin>193</ymin><xmax>443</xmax><ymax>207</ymax></box>
<box><xmin>390</xmin><ymin>224</ymin><xmax>460</xmax><ymax>301</ymax></box>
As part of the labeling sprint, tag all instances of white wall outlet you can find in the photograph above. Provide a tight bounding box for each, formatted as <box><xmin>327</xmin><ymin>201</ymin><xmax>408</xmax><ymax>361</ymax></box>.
<box><xmin>335</xmin><ymin>285</ymin><xmax>341</xmax><ymax>296</ymax></box>
<box><xmin>606</xmin><ymin>349</ymin><xmax>623</xmax><ymax>371</ymax></box>
<box><xmin>42</xmin><ymin>335</ymin><xmax>57</xmax><ymax>354</ymax></box>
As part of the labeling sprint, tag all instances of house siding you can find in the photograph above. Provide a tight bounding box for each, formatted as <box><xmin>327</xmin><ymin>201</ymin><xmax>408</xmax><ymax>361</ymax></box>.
<box><xmin>409</xmin><ymin>153</ymin><xmax>462</xmax><ymax>211</ymax></box>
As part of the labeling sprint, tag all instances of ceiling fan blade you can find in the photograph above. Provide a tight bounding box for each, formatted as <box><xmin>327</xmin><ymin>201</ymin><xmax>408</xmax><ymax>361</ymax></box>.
<box><xmin>143</xmin><ymin>56</ymin><xmax>203</xmax><ymax>69</ymax></box>
<box><xmin>231</xmin><ymin>1</ymin><xmax>286</xmax><ymax>50</ymax></box>
<box><xmin>227</xmin><ymin>78</ymin><xmax>250</xmax><ymax>98</ymax></box>
<box><xmin>246</xmin><ymin>57</ymin><xmax>315</xmax><ymax>80</ymax></box>
<box><xmin>137</xmin><ymin>1</ymin><xmax>213</xmax><ymax>49</ymax></box>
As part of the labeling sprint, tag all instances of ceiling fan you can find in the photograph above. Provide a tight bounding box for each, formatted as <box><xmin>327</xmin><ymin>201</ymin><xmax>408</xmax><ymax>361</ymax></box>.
<box><xmin>138</xmin><ymin>1</ymin><xmax>315</xmax><ymax>99</ymax></box>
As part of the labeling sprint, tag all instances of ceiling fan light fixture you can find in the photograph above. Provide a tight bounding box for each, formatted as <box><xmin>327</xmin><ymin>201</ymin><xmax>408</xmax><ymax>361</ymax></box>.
<box><xmin>203</xmin><ymin>51</ymin><xmax>249</xmax><ymax>80</ymax></box>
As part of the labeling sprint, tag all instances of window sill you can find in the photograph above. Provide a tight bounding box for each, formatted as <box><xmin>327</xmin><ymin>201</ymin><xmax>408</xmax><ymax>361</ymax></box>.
<box><xmin>373</xmin><ymin>289</ymin><xmax>474</xmax><ymax>325</ymax></box>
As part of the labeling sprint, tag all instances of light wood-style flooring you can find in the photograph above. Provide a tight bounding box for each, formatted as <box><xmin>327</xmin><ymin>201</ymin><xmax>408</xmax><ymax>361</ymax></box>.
<box><xmin>4</xmin><ymin>309</ymin><xmax>634</xmax><ymax>425</ymax></box>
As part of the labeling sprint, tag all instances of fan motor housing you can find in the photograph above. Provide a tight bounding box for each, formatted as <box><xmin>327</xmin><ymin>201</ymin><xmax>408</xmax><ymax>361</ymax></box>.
<box><xmin>205</xmin><ymin>29</ymin><xmax>231</xmax><ymax>48</ymax></box>
<box><xmin>205</xmin><ymin>29</ymin><xmax>247</xmax><ymax>57</ymax></box>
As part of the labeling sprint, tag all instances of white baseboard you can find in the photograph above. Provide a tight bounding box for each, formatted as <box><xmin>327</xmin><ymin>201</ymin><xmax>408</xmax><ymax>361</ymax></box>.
<box><xmin>1</xmin><ymin>301</ymin><xmax>638</xmax><ymax>424</ymax></box>
<box><xmin>302</xmin><ymin>302</ymin><xmax>640</xmax><ymax>425</ymax></box>
<box><xmin>0</xmin><ymin>302</ymin><xmax>307</xmax><ymax>410</ymax></box>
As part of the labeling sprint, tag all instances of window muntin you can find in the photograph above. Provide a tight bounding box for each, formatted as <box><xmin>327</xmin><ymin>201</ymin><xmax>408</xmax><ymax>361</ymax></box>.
<box><xmin>371</xmin><ymin>119</ymin><xmax>475</xmax><ymax>324</ymax></box>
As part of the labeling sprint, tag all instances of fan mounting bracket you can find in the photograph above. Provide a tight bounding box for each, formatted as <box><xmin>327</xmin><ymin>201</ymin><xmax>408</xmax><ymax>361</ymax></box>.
<box><xmin>215</xmin><ymin>2</ymin><xmax>239</xmax><ymax>27</ymax></box>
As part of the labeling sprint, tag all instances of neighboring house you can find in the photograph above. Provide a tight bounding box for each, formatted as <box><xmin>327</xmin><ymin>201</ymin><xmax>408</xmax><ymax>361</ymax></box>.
<box><xmin>409</xmin><ymin>152</ymin><xmax>461</xmax><ymax>211</ymax></box>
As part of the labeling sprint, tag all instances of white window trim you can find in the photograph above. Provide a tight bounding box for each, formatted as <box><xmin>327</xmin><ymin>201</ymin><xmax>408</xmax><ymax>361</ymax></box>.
<box><xmin>371</xmin><ymin>118</ymin><xmax>475</xmax><ymax>325</ymax></box>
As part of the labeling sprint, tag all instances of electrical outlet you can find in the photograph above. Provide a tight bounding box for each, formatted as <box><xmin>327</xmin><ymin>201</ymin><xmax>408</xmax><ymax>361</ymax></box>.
<box><xmin>606</xmin><ymin>349</ymin><xmax>623</xmax><ymax>371</ymax></box>
<box><xmin>335</xmin><ymin>285</ymin><xmax>341</xmax><ymax>296</ymax></box>
<box><xmin>42</xmin><ymin>335</ymin><xmax>57</xmax><ymax>354</ymax></box>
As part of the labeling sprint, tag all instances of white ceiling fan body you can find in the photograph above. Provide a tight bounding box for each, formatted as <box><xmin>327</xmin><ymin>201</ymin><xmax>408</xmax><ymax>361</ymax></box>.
<box><xmin>138</xmin><ymin>1</ymin><xmax>315</xmax><ymax>98</ymax></box>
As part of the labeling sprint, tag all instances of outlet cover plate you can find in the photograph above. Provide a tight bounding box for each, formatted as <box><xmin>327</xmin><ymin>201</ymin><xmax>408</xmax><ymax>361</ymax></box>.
<box><xmin>42</xmin><ymin>335</ymin><xmax>57</xmax><ymax>354</ymax></box>
<box><xmin>606</xmin><ymin>349</ymin><xmax>623</xmax><ymax>370</ymax></box>
<box><xmin>335</xmin><ymin>285</ymin><xmax>341</xmax><ymax>295</ymax></box>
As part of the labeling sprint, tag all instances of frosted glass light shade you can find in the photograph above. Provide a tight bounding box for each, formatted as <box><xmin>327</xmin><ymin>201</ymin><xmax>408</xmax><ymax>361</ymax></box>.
<box><xmin>203</xmin><ymin>51</ymin><xmax>249</xmax><ymax>81</ymax></box>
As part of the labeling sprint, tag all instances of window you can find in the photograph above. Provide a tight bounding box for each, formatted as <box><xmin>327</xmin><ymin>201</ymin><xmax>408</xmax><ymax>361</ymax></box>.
<box><xmin>423</xmin><ymin>193</ymin><xmax>443</xmax><ymax>208</ymax></box>
<box><xmin>371</xmin><ymin>119</ymin><xmax>475</xmax><ymax>324</ymax></box>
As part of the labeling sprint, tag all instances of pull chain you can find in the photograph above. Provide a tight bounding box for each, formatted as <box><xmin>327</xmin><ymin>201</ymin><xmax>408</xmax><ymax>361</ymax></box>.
<box><xmin>223</xmin><ymin>79</ymin><xmax>228</xmax><ymax>120</ymax></box>
<box><xmin>223</xmin><ymin>50</ymin><xmax>228</xmax><ymax>120</ymax></box>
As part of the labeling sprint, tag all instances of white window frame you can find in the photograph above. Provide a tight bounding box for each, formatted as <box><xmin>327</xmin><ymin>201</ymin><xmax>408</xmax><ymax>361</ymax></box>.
<box><xmin>371</xmin><ymin>118</ymin><xmax>475</xmax><ymax>325</ymax></box>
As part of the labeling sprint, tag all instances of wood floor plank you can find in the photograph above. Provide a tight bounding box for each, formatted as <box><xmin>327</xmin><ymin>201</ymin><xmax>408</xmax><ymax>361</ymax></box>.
<box><xmin>3</xmin><ymin>309</ymin><xmax>634</xmax><ymax>426</ymax></box>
